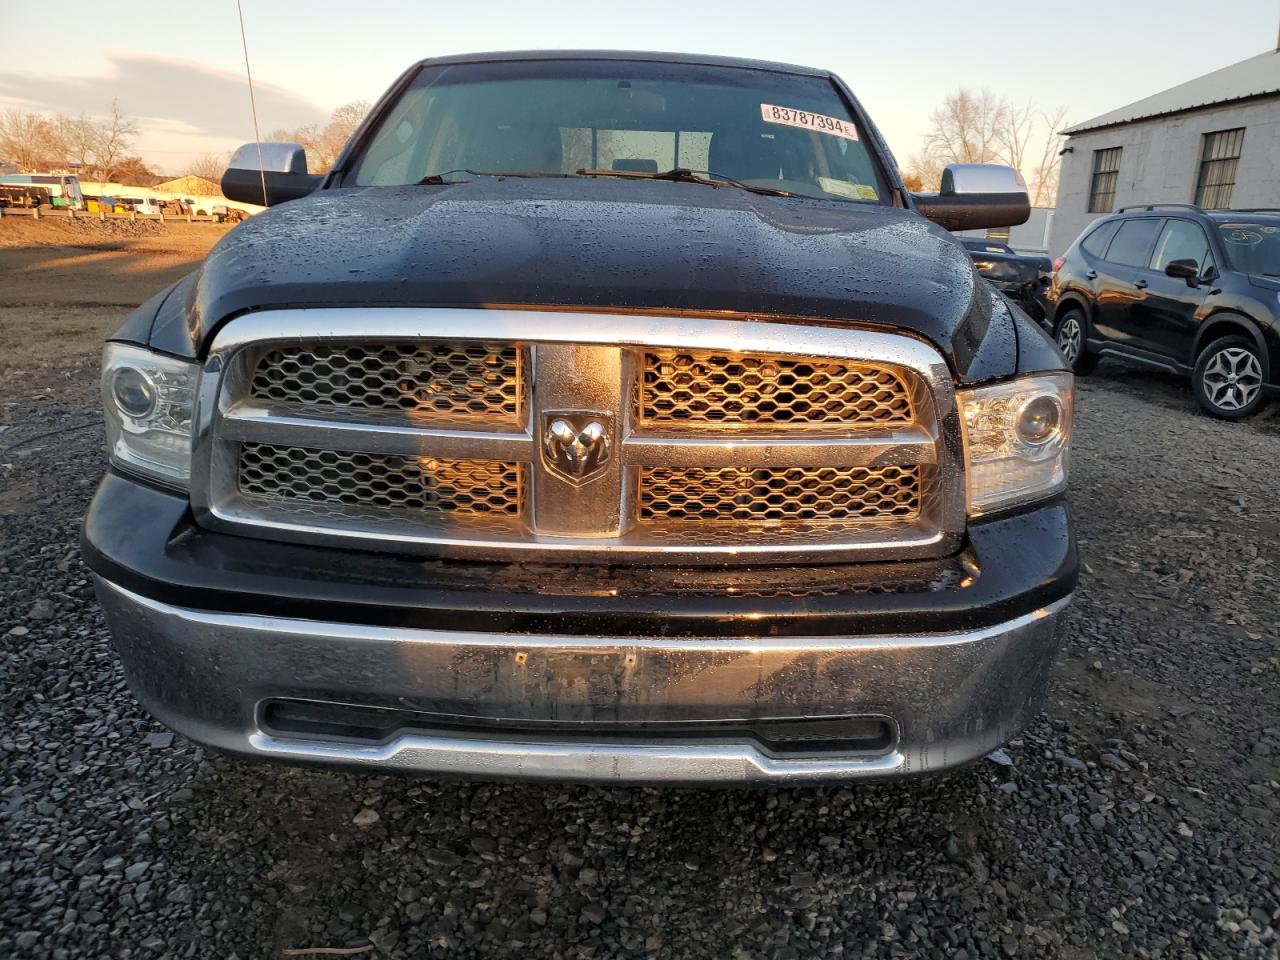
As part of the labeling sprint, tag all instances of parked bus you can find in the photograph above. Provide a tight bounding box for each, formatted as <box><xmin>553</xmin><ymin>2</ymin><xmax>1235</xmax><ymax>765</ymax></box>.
<box><xmin>0</xmin><ymin>185</ymin><xmax>51</xmax><ymax>208</ymax></box>
<box><xmin>0</xmin><ymin>174</ymin><xmax>85</xmax><ymax>210</ymax></box>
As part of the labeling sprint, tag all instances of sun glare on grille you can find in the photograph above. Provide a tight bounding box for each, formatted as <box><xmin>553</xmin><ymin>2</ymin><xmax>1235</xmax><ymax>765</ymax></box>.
<box><xmin>238</xmin><ymin>443</ymin><xmax>522</xmax><ymax>517</ymax></box>
<box><xmin>251</xmin><ymin>342</ymin><xmax>523</xmax><ymax>425</ymax></box>
<box><xmin>640</xmin><ymin>350</ymin><xmax>912</xmax><ymax>428</ymax></box>
<box><xmin>639</xmin><ymin>465</ymin><xmax>921</xmax><ymax>523</ymax></box>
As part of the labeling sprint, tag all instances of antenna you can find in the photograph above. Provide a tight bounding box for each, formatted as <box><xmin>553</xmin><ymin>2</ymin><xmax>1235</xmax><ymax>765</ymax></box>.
<box><xmin>235</xmin><ymin>0</ymin><xmax>269</xmax><ymax>205</ymax></box>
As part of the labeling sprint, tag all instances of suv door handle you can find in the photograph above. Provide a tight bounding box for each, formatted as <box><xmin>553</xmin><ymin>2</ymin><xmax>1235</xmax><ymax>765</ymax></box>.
<box><xmin>1133</xmin><ymin>279</ymin><xmax>1148</xmax><ymax>289</ymax></box>
<box><xmin>1085</xmin><ymin>270</ymin><xmax>1097</xmax><ymax>279</ymax></box>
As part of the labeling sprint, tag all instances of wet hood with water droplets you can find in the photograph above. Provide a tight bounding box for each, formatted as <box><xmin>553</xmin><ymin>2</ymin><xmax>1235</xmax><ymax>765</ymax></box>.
<box><xmin>145</xmin><ymin>177</ymin><xmax>1018</xmax><ymax>379</ymax></box>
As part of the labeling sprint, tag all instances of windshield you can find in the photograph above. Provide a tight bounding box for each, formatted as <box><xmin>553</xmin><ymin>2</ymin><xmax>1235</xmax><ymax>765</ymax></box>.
<box><xmin>346</xmin><ymin>59</ymin><xmax>888</xmax><ymax>204</ymax></box>
<box><xmin>1216</xmin><ymin>220</ymin><xmax>1280</xmax><ymax>276</ymax></box>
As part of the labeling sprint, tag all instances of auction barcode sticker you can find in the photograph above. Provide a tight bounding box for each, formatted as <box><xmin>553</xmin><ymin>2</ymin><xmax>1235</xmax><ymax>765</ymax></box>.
<box><xmin>760</xmin><ymin>104</ymin><xmax>859</xmax><ymax>141</ymax></box>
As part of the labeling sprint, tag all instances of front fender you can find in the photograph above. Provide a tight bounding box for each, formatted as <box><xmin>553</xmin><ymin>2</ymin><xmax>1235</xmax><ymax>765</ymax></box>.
<box><xmin>109</xmin><ymin>278</ymin><xmax>187</xmax><ymax>347</ymax></box>
<box><xmin>1193</xmin><ymin>311</ymin><xmax>1274</xmax><ymax>382</ymax></box>
<box><xmin>1048</xmin><ymin>287</ymin><xmax>1091</xmax><ymax>327</ymax></box>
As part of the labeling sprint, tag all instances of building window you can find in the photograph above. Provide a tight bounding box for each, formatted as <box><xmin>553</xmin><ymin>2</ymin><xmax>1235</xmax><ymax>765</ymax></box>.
<box><xmin>1194</xmin><ymin>128</ymin><xmax>1245</xmax><ymax>210</ymax></box>
<box><xmin>1088</xmin><ymin>147</ymin><xmax>1122</xmax><ymax>213</ymax></box>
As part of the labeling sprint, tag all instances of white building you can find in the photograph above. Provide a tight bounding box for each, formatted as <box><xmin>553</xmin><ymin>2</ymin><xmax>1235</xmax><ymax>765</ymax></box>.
<box><xmin>957</xmin><ymin>207</ymin><xmax>1055</xmax><ymax>256</ymax></box>
<box><xmin>1048</xmin><ymin>48</ymin><xmax>1280</xmax><ymax>257</ymax></box>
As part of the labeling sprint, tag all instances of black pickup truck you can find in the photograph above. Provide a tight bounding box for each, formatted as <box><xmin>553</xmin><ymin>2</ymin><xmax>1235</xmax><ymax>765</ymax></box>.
<box><xmin>83</xmin><ymin>51</ymin><xmax>1076</xmax><ymax>784</ymax></box>
<box><xmin>959</xmin><ymin>237</ymin><xmax>1053</xmax><ymax>322</ymax></box>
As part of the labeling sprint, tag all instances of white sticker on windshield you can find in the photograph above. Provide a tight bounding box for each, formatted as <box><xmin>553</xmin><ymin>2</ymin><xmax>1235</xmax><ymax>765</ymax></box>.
<box><xmin>760</xmin><ymin>104</ymin><xmax>859</xmax><ymax>141</ymax></box>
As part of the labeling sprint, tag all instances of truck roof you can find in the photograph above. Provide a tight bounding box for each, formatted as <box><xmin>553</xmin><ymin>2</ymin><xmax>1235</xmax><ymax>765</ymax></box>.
<box><xmin>414</xmin><ymin>49</ymin><xmax>831</xmax><ymax>79</ymax></box>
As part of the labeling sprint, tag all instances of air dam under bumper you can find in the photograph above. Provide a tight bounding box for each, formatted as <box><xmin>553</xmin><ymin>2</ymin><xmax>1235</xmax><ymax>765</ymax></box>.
<box><xmin>94</xmin><ymin>577</ymin><xmax>1068</xmax><ymax>784</ymax></box>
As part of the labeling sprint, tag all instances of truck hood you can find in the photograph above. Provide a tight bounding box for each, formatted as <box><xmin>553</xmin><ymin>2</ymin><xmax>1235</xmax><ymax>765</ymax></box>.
<box><xmin>149</xmin><ymin>177</ymin><xmax>1014</xmax><ymax>378</ymax></box>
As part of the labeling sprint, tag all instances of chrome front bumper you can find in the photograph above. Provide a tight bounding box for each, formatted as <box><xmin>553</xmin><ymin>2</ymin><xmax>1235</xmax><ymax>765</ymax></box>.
<box><xmin>95</xmin><ymin>577</ymin><xmax>1068</xmax><ymax>784</ymax></box>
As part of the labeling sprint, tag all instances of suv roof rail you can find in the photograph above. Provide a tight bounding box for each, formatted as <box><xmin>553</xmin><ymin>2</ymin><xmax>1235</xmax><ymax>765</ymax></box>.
<box><xmin>1225</xmin><ymin>207</ymin><xmax>1280</xmax><ymax>213</ymax></box>
<box><xmin>1115</xmin><ymin>202</ymin><xmax>1204</xmax><ymax>213</ymax></box>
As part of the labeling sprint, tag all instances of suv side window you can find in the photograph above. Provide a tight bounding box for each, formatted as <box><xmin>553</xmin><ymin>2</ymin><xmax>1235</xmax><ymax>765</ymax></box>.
<box><xmin>1150</xmin><ymin>219</ymin><xmax>1214</xmax><ymax>274</ymax></box>
<box><xmin>1105</xmin><ymin>219</ymin><xmax>1162</xmax><ymax>268</ymax></box>
<box><xmin>1080</xmin><ymin>220</ymin><xmax>1120</xmax><ymax>259</ymax></box>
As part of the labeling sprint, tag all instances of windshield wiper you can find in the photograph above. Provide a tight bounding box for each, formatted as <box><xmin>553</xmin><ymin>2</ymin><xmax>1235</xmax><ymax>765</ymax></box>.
<box><xmin>576</xmin><ymin>167</ymin><xmax>791</xmax><ymax>198</ymax></box>
<box><xmin>418</xmin><ymin>169</ymin><xmax>577</xmax><ymax>185</ymax></box>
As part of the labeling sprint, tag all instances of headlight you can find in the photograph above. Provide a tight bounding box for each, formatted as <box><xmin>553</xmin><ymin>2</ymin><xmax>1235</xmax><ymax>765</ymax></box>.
<box><xmin>101</xmin><ymin>342</ymin><xmax>198</xmax><ymax>488</ymax></box>
<box><xmin>959</xmin><ymin>372</ymin><xmax>1073</xmax><ymax>515</ymax></box>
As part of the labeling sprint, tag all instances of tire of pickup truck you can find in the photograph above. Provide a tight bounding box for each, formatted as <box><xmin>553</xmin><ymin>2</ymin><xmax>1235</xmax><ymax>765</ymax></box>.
<box><xmin>1192</xmin><ymin>335</ymin><xmax>1267</xmax><ymax>420</ymax></box>
<box><xmin>1054</xmin><ymin>308</ymin><xmax>1098</xmax><ymax>375</ymax></box>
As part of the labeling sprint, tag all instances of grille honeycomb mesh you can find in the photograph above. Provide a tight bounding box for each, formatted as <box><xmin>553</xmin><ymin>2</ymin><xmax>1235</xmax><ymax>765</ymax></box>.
<box><xmin>251</xmin><ymin>342</ymin><xmax>522</xmax><ymax>425</ymax></box>
<box><xmin>223</xmin><ymin>337</ymin><xmax>939</xmax><ymax>554</ymax></box>
<box><xmin>238</xmin><ymin>443</ymin><xmax>521</xmax><ymax>517</ymax></box>
<box><xmin>641</xmin><ymin>350</ymin><xmax>912</xmax><ymax>428</ymax></box>
<box><xmin>639</xmin><ymin>465</ymin><xmax>920</xmax><ymax>524</ymax></box>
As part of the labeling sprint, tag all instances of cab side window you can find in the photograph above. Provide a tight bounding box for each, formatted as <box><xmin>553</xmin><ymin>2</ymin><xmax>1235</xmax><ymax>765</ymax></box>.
<box><xmin>1150</xmin><ymin>219</ymin><xmax>1214</xmax><ymax>275</ymax></box>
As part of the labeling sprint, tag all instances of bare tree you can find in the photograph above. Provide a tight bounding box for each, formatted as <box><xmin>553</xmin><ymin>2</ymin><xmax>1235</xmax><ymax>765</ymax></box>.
<box><xmin>265</xmin><ymin>122</ymin><xmax>321</xmax><ymax>166</ymax></box>
<box><xmin>905</xmin><ymin>89</ymin><xmax>1071</xmax><ymax>208</ymax></box>
<box><xmin>922</xmin><ymin>89</ymin><xmax>1008</xmax><ymax>167</ymax></box>
<box><xmin>267</xmin><ymin>101</ymin><xmax>370</xmax><ymax>174</ymax></box>
<box><xmin>92</xmin><ymin>100</ymin><xmax>139</xmax><ymax>182</ymax></box>
<box><xmin>314</xmin><ymin>100</ymin><xmax>370</xmax><ymax>171</ymax></box>
<box><xmin>184</xmin><ymin>152</ymin><xmax>231</xmax><ymax>181</ymax></box>
<box><xmin>328</xmin><ymin>100</ymin><xmax>370</xmax><ymax>140</ymax></box>
<box><xmin>1029</xmin><ymin>105</ymin><xmax>1069</xmax><ymax>207</ymax></box>
<box><xmin>2</xmin><ymin>103</ymin><xmax>150</xmax><ymax>181</ymax></box>
<box><xmin>996</xmin><ymin>100</ymin><xmax>1036</xmax><ymax>178</ymax></box>
<box><xmin>904</xmin><ymin>149</ymin><xmax>945</xmax><ymax>192</ymax></box>
<box><xmin>55</xmin><ymin>113</ymin><xmax>100</xmax><ymax>172</ymax></box>
<box><xmin>0</xmin><ymin>109</ymin><xmax>49</xmax><ymax>170</ymax></box>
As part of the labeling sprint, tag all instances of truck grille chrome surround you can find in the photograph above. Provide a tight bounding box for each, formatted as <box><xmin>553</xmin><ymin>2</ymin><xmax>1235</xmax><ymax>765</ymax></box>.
<box><xmin>191</xmin><ymin>308</ymin><xmax>965</xmax><ymax>564</ymax></box>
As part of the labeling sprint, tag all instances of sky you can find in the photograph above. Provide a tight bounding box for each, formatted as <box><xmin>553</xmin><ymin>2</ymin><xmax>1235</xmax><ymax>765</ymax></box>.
<box><xmin>1</xmin><ymin>0</ymin><xmax>1277</xmax><ymax>175</ymax></box>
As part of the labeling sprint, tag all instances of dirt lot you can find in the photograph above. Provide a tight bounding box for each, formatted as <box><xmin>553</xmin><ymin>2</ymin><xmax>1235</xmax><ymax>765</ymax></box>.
<box><xmin>0</xmin><ymin>217</ymin><xmax>230</xmax><ymax>372</ymax></box>
<box><xmin>0</xmin><ymin>219</ymin><xmax>1277</xmax><ymax>959</ymax></box>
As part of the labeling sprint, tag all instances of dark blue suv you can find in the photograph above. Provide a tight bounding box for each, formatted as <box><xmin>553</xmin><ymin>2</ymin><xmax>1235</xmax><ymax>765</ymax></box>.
<box><xmin>1049</xmin><ymin>203</ymin><xmax>1280</xmax><ymax>418</ymax></box>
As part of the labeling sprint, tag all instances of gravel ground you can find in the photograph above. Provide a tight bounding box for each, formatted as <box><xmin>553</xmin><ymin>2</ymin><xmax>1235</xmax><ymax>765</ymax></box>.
<box><xmin>1</xmin><ymin>343</ymin><xmax>1278</xmax><ymax>959</ymax></box>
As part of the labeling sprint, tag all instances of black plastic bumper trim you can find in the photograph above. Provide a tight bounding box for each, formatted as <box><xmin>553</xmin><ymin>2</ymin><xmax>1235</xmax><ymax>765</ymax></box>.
<box><xmin>80</xmin><ymin>470</ymin><xmax>1076</xmax><ymax>638</ymax></box>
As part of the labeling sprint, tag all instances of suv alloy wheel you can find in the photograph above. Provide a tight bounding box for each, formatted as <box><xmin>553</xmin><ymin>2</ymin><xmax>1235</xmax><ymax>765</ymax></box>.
<box><xmin>1193</xmin><ymin>335</ymin><xmax>1266</xmax><ymax>419</ymax></box>
<box><xmin>1054</xmin><ymin>308</ymin><xmax>1098</xmax><ymax>375</ymax></box>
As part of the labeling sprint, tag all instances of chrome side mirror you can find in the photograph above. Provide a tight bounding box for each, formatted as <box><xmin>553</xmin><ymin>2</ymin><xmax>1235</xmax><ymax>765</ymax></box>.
<box><xmin>911</xmin><ymin>163</ymin><xmax>1031</xmax><ymax>231</ymax></box>
<box><xmin>221</xmin><ymin>142</ymin><xmax>322</xmax><ymax>207</ymax></box>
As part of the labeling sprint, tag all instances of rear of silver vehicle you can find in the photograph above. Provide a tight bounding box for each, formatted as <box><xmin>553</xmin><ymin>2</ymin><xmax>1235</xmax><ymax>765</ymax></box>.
<box><xmin>91</xmin><ymin>307</ymin><xmax>1072</xmax><ymax>783</ymax></box>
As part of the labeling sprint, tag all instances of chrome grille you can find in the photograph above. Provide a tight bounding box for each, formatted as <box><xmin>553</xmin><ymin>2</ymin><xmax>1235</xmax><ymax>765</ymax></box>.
<box><xmin>238</xmin><ymin>443</ymin><xmax>521</xmax><ymax>518</ymax></box>
<box><xmin>195</xmin><ymin>309</ymin><xmax>964</xmax><ymax>564</ymax></box>
<box><xmin>250</xmin><ymin>342</ymin><xmax>523</xmax><ymax>426</ymax></box>
<box><xmin>640</xmin><ymin>350</ymin><xmax>912</xmax><ymax>428</ymax></box>
<box><xmin>638</xmin><ymin>465</ymin><xmax>921</xmax><ymax>523</ymax></box>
